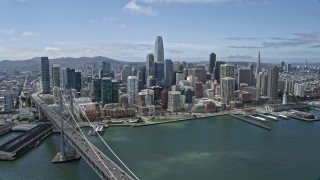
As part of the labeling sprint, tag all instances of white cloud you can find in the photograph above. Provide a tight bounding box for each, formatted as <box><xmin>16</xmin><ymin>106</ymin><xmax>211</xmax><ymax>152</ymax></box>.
<box><xmin>10</xmin><ymin>37</ymin><xmax>20</xmax><ymax>41</ymax></box>
<box><xmin>45</xmin><ymin>47</ymin><xmax>61</xmax><ymax>52</ymax></box>
<box><xmin>124</xmin><ymin>0</ymin><xmax>157</xmax><ymax>16</ymax></box>
<box><xmin>120</xmin><ymin>24</ymin><xmax>127</xmax><ymax>29</ymax></box>
<box><xmin>4</xmin><ymin>29</ymin><xmax>14</xmax><ymax>35</ymax></box>
<box><xmin>22</xmin><ymin>31</ymin><xmax>39</xmax><ymax>37</ymax></box>
<box><xmin>102</xmin><ymin>16</ymin><xmax>118</xmax><ymax>22</ymax></box>
<box><xmin>124</xmin><ymin>0</ymin><xmax>242</xmax><ymax>15</ymax></box>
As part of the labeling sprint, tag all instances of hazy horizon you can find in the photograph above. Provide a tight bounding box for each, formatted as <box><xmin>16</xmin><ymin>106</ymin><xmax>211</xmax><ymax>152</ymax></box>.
<box><xmin>0</xmin><ymin>55</ymin><xmax>319</xmax><ymax>64</ymax></box>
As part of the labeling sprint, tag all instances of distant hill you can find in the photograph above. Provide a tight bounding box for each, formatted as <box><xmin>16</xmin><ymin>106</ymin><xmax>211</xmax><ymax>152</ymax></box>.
<box><xmin>0</xmin><ymin>56</ymin><xmax>124</xmax><ymax>71</ymax></box>
<box><xmin>0</xmin><ymin>56</ymin><xmax>318</xmax><ymax>72</ymax></box>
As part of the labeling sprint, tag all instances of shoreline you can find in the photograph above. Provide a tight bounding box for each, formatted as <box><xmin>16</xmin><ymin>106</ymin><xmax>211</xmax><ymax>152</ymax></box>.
<box><xmin>131</xmin><ymin>113</ymin><xmax>228</xmax><ymax>127</ymax></box>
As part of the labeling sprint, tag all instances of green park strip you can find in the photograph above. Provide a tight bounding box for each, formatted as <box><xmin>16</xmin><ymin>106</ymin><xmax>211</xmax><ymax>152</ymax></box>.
<box><xmin>149</xmin><ymin>117</ymin><xmax>178</xmax><ymax>123</ymax></box>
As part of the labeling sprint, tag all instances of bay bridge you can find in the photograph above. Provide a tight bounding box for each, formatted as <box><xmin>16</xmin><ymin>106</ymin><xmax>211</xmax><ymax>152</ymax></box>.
<box><xmin>31</xmin><ymin>91</ymin><xmax>138</xmax><ymax>180</ymax></box>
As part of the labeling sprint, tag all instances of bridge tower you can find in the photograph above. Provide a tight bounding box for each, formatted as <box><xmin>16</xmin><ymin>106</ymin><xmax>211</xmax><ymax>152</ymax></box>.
<box><xmin>52</xmin><ymin>89</ymin><xmax>80</xmax><ymax>163</ymax></box>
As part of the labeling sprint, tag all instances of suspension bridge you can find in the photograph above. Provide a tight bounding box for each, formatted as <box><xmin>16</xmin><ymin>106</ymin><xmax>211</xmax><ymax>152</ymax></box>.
<box><xmin>31</xmin><ymin>90</ymin><xmax>139</xmax><ymax>180</ymax></box>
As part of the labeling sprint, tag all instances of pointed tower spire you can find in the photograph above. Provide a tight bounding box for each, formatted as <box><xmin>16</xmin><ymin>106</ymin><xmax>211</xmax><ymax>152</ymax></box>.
<box><xmin>255</xmin><ymin>51</ymin><xmax>261</xmax><ymax>76</ymax></box>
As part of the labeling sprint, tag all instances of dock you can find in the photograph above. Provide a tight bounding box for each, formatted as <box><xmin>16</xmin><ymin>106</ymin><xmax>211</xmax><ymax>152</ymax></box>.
<box><xmin>0</xmin><ymin>123</ymin><xmax>53</xmax><ymax>160</ymax></box>
<box><xmin>281</xmin><ymin>110</ymin><xmax>320</xmax><ymax>122</ymax></box>
<box><xmin>12</xmin><ymin>124</ymin><xmax>37</xmax><ymax>132</ymax></box>
<box><xmin>228</xmin><ymin>114</ymin><xmax>271</xmax><ymax>130</ymax></box>
<box><xmin>132</xmin><ymin>113</ymin><xmax>228</xmax><ymax>127</ymax></box>
<box><xmin>0</xmin><ymin>123</ymin><xmax>16</xmax><ymax>136</ymax></box>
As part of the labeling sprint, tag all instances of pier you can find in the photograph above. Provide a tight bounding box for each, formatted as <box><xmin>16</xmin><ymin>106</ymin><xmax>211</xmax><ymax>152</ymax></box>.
<box><xmin>228</xmin><ymin>114</ymin><xmax>271</xmax><ymax>130</ymax></box>
<box><xmin>12</xmin><ymin>124</ymin><xmax>37</xmax><ymax>132</ymax></box>
<box><xmin>133</xmin><ymin>113</ymin><xmax>228</xmax><ymax>127</ymax></box>
<box><xmin>0</xmin><ymin>123</ymin><xmax>16</xmax><ymax>136</ymax></box>
<box><xmin>281</xmin><ymin>110</ymin><xmax>320</xmax><ymax>122</ymax></box>
<box><xmin>0</xmin><ymin>123</ymin><xmax>53</xmax><ymax>160</ymax></box>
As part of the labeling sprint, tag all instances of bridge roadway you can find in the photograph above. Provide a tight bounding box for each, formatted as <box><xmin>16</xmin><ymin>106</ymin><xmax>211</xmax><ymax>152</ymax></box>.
<box><xmin>32</xmin><ymin>93</ymin><xmax>133</xmax><ymax>180</ymax></box>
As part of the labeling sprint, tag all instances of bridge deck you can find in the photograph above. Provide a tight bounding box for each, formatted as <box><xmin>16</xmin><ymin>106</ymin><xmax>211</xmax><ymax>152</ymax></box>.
<box><xmin>32</xmin><ymin>93</ymin><xmax>134</xmax><ymax>180</ymax></box>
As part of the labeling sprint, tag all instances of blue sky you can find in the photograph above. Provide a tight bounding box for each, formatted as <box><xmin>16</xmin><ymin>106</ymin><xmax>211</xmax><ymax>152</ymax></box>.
<box><xmin>0</xmin><ymin>0</ymin><xmax>320</xmax><ymax>62</ymax></box>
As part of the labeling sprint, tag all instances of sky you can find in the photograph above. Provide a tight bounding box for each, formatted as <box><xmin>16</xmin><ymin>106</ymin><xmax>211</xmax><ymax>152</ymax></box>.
<box><xmin>0</xmin><ymin>0</ymin><xmax>320</xmax><ymax>62</ymax></box>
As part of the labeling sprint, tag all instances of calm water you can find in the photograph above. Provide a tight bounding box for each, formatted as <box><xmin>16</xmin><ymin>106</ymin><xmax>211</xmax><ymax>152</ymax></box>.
<box><xmin>1</xmin><ymin>111</ymin><xmax>320</xmax><ymax>180</ymax></box>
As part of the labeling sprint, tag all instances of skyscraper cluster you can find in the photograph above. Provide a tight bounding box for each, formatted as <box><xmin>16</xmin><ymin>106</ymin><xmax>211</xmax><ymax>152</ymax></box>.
<box><xmin>38</xmin><ymin>36</ymin><xmax>289</xmax><ymax>117</ymax></box>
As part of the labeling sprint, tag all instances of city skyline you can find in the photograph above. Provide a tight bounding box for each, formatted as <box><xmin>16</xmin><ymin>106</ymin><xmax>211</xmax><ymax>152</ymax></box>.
<box><xmin>0</xmin><ymin>0</ymin><xmax>320</xmax><ymax>62</ymax></box>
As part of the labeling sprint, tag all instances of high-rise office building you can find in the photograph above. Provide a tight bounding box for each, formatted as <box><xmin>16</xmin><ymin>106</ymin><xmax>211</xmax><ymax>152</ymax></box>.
<box><xmin>68</xmin><ymin>69</ymin><xmax>75</xmax><ymax>90</ymax></box>
<box><xmin>285</xmin><ymin>79</ymin><xmax>296</xmax><ymax>95</ymax></box>
<box><xmin>221</xmin><ymin>77</ymin><xmax>235</xmax><ymax>104</ymax></box>
<box><xmin>260</xmin><ymin>73</ymin><xmax>268</xmax><ymax>96</ymax></box>
<box><xmin>209</xmin><ymin>52</ymin><xmax>216</xmax><ymax>74</ymax></box>
<box><xmin>220</xmin><ymin>64</ymin><xmax>235</xmax><ymax>81</ymax></box>
<box><xmin>281</xmin><ymin>61</ymin><xmax>285</xmax><ymax>70</ymax></box>
<box><xmin>168</xmin><ymin>91</ymin><xmax>181</xmax><ymax>112</ymax></box>
<box><xmin>41</xmin><ymin>57</ymin><xmax>50</xmax><ymax>94</ymax></box>
<box><xmin>278</xmin><ymin>80</ymin><xmax>286</xmax><ymax>92</ymax></box>
<box><xmin>195</xmin><ymin>82</ymin><xmax>204</xmax><ymax>99</ymax></box>
<box><xmin>294</xmin><ymin>83</ymin><xmax>305</xmax><ymax>97</ymax></box>
<box><xmin>243</xmin><ymin>86</ymin><xmax>260</xmax><ymax>101</ymax></box>
<box><xmin>74</xmin><ymin>71</ymin><xmax>82</xmax><ymax>92</ymax></box>
<box><xmin>111</xmin><ymin>80</ymin><xmax>119</xmax><ymax>103</ymax></box>
<box><xmin>238</xmin><ymin>68</ymin><xmax>252</xmax><ymax>88</ymax></box>
<box><xmin>285</xmin><ymin>64</ymin><xmax>292</xmax><ymax>72</ymax></box>
<box><xmin>62</xmin><ymin>68</ymin><xmax>69</xmax><ymax>89</ymax></box>
<box><xmin>153</xmin><ymin>62</ymin><xmax>164</xmax><ymax>86</ymax></box>
<box><xmin>214</xmin><ymin>61</ymin><xmax>225</xmax><ymax>83</ymax></box>
<box><xmin>93</xmin><ymin>78</ymin><xmax>101</xmax><ymax>102</ymax></box>
<box><xmin>102</xmin><ymin>61</ymin><xmax>111</xmax><ymax>77</ymax></box>
<box><xmin>164</xmin><ymin>59</ymin><xmax>173</xmax><ymax>90</ymax></box>
<box><xmin>255</xmin><ymin>51</ymin><xmax>261</xmax><ymax>76</ymax></box>
<box><xmin>121</xmin><ymin>65</ymin><xmax>131</xmax><ymax>83</ymax></box>
<box><xmin>137</xmin><ymin>66</ymin><xmax>146</xmax><ymax>90</ymax></box>
<box><xmin>248</xmin><ymin>63</ymin><xmax>254</xmax><ymax>84</ymax></box>
<box><xmin>187</xmin><ymin>75</ymin><xmax>198</xmax><ymax>89</ymax></box>
<box><xmin>52</xmin><ymin>64</ymin><xmax>60</xmax><ymax>87</ymax></box>
<box><xmin>173</xmin><ymin>61</ymin><xmax>181</xmax><ymax>72</ymax></box>
<box><xmin>127</xmin><ymin>76</ymin><xmax>138</xmax><ymax>107</ymax></box>
<box><xmin>154</xmin><ymin>36</ymin><xmax>164</xmax><ymax>63</ymax></box>
<box><xmin>267</xmin><ymin>65</ymin><xmax>279</xmax><ymax>99</ymax></box>
<box><xmin>146</xmin><ymin>53</ymin><xmax>154</xmax><ymax>80</ymax></box>
<box><xmin>282</xmin><ymin>91</ymin><xmax>288</xmax><ymax>105</ymax></box>
<box><xmin>101</xmin><ymin>78</ymin><xmax>119</xmax><ymax>106</ymax></box>
<box><xmin>4</xmin><ymin>93</ymin><xmax>14</xmax><ymax>111</ymax></box>
<box><xmin>175</xmin><ymin>72</ymin><xmax>185</xmax><ymax>86</ymax></box>
<box><xmin>188</xmin><ymin>67</ymin><xmax>206</xmax><ymax>84</ymax></box>
<box><xmin>132</xmin><ymin>67</ymin><xmax>138</xmax><ymax>76</ymax></box>
<box><xmin>160</xmin><ymin>90</ymin><xmax>168</xmax><ymax>109</ymax></box>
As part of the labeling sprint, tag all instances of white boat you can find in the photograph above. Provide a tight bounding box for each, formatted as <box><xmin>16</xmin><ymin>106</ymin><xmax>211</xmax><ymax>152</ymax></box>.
<box><xmin>95</xmin><ymin>126</ymin><xmax>105</xmax><ymax>135</ymax></box>
<box><xmin>249</xmin><ymin>115</ymin><xmax>267</xmax><ymax>122</ymax></box>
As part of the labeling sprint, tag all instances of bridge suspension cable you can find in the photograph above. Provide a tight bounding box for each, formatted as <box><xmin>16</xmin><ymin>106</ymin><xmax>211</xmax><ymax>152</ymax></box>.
<box><xmin>61</xmin><ymin>94</ymin><xmax>118</xmax><ymax>180</ymax></box>
<box><xmin>69</xmin><ymin>92</ymin><xmax>140</xmax><ymax>180</ymax></box>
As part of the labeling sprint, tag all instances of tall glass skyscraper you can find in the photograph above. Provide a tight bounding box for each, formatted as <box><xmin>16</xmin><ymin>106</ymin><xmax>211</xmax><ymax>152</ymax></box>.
<box><xmin>101</xmin><ymin>78</ymin><xmax>119</xmax><ymax>106</ymax></box>
<box><xmin>127</xmin><ymin>76</ymin><xmax>138</xmax><ymax>107</ymax></box>
<box><xmin>74</xmin><ymin>71</ymin><xmax>82</xmax><ymax>92</ymax></box>
<box><xmin>267</xmin><ymin>65</ymin><xmax>279</xmax><ymax>99</ymax></box>
<box><xmin>164</xmin><ymin>59</ymin><xmax>173</xmax><ymax>90</ymax></box>
<box><xmin>146</xmin><ymin>53</ymin><xmax>154</xmax><ymax>79</ymax></box>
<box><xmin>154</xmin><ymin>36</ymin><xmax>164</xmax><ymax>63</ymax></box>
<box><xmin>102</xmin><ymin>61</ymin><xmax>111</xmax><ymax>77</ymax></box>
<box><xmin>93</xmin><ymin>78</ymin><xmax>101</xmax><ymax>102</ymax></box>
<box><xmin>52</xmin><ymin>64</ymin><xmax>60</xmax><ymax>87</ymax></box>
<box><xmin>209</xmin><ymin>53</ymin><xmax>216</xmax><ymax>74</ymax></box>
<box><xmin>41</xmin><ymin>57</ymin><xmax>50</xmax><ymax>94</ymax></box>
